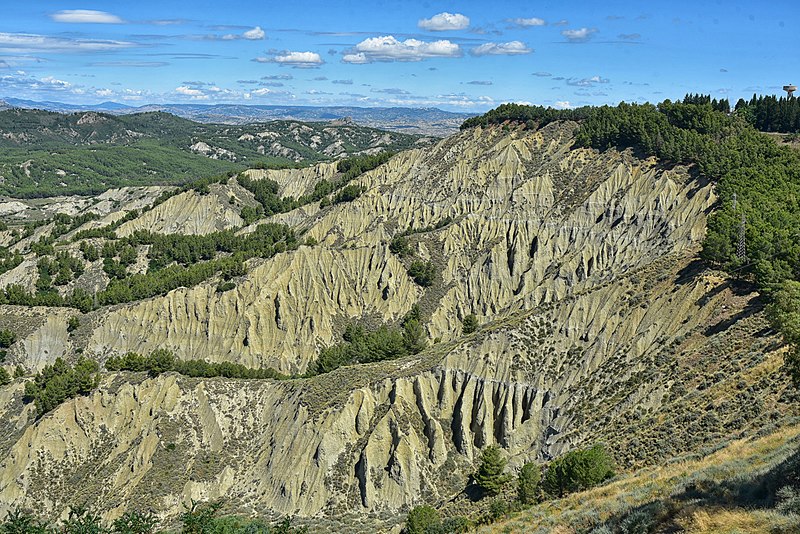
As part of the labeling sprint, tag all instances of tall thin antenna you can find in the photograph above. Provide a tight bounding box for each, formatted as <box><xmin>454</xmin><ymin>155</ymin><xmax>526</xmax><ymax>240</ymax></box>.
<box><xmin>736</xmin><ymin>212</ymin><xmax>747</xmax><ymax>262</ymax></box>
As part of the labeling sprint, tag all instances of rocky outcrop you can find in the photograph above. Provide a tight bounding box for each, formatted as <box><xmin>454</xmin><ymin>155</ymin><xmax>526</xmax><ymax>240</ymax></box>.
<box><xmin>244</xmin><ymin>162</ymin><xmax>339</xmax><ymax>199</ymax></box>
<box><xmin>82</xmin><ymin>123</ymin><xmax>714</xmax><ymax>373</ymax></box>
<box><xmin>116</xmin><ymin>182</ymin><xmax>251</xmax><ymax>237</ymax></box>
<box><xmin>88</xmin><ymin>245</ymin><xmax>420</xmax><ymax>374</ymax></box>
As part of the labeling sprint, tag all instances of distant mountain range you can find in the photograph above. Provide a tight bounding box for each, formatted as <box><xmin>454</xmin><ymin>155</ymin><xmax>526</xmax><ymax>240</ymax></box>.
<box><xmin>0</xmin><ymin>98</ymin><xmax>473</xmax><ymax>136</ymax></box>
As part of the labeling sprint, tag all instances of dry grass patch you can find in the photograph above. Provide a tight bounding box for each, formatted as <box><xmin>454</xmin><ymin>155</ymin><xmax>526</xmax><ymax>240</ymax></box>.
<box><xmin>481</xmin><ymin>426</ymin><xmax>800</xmax><ymax>533</ymax></box>
<box><xmin>677</xmin><ymin>507</ymin><xmax>797</xmax><ymax>534</ymax></box>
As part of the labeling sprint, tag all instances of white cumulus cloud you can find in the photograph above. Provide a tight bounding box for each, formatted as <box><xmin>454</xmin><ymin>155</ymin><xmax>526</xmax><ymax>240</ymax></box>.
<box><xmin>561</xmin><ymin>28</ymin><xmax>598</xmax><ymax>42</ymax></box>
<box><xmin>95</xmin><ymin>88</ymin><xmax>113</xmax><ymax>97</ymax></box>
<box><xmin>176</xmin><ymin>85</ymin><xmax>206</xmax><ymax>98</ymax></box>
<box><xmin>254</xmin><ymin>51</ymin><xmax>323</xmax><ymax>68</ymax></box>
<box><xmin>243</xmin><ymin>27</ymin><xmax>266</xmax><ymax>40</ymax></box>
<box><xmin>418</xmin><ymin>12</ymin><xmax>470</xmax><ymax>31</ymax></box>
<box><xmin>51</xmin><ymin>10</ymin><xmax>123</xmax><ymax>24</ymax></box>
<box><xmin>40</xmin><ymin>76</ymin><xmax>71</xmax><ymax>88</ymax></box>
<box><xmin>342</xmin><ymin>52</ymin><xmax>369</xmax><ymax>64</ymax></box>
<box><xmin>554</xmin><ymin>101</ymin><xmax>574</xmax><ymax>109</ymax></box>
<box><xmin>342</xmin><ymin>36</ymin><xmax>460</xmax><ymax>63</ymax></box>
<box><xmin>471</xmin><ymin>41</ymin><xmax>532</xmax><ymax>56</ymax></box>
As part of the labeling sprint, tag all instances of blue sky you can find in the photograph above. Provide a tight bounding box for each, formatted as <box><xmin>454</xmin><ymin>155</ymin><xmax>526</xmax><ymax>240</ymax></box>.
<box><xmin>0</xmin><ymin>1</ymin><xmax>797</xmax><ymax>112</ymax></box>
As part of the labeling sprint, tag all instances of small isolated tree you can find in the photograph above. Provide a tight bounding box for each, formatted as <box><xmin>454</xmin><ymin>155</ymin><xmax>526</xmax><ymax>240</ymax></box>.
<box><xmin>542</xmin><ymin>444</ymin><xmax>615</xmax><ymax>497</ymax></box>
<box><xmin>402</xmin><ymin>305</ymin><xmax>427</xmax><ymax>354</ymax></box>
<box><xmin>474</xmin><ymin>445</ymin><xmax>511</xmax><ymax>496</ymax></box>
<box><xmin>405</xmin><ymin>505</ymin><xmax>440</xmax><ymax>534</ymax></box>
<box><xmin>67</xmin><ymin>316</ymin><xmax>81</xmax><ymax>333</ymax></box>
<box><xmin>0</xmin><ymin>367</ymin><xmax>10</xmax><ymax>386</ymax></box>
<box><xmin>0</xmin><ymin>329</ymin><xmax>15</xmax><ymax>348</ymax></box>
<box><xmin>462</xmin><ymin>314</ymin><xmax>479</xmax><ymax>335</ymax></box>
<box><xmin>408</xmin><ymin>261</ymin><xmax>437</xmax><ymax>287</ymax></box>
<box><xmin>517</xmin><ymin>462</ymin><xmax>541</xmax><ymax>505</ymax></box>
<box><xmin>390</xmin><ymin>235</ymin><xmax>412</xmax><ymax>257</ymax></box>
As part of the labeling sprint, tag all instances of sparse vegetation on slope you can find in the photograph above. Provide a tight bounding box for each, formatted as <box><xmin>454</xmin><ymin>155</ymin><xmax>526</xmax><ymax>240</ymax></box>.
<box><xmin>0</xmin><ymin>502</ymin><xmax>308</xmax><ymax>534</ymax></box>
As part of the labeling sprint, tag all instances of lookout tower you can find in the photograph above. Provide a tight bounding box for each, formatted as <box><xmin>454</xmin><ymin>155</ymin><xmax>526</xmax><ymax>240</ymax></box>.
<box><xmin>785</xmin><ymin>84</ymin><xmax>797</xmax><ymax>98</ymax></box>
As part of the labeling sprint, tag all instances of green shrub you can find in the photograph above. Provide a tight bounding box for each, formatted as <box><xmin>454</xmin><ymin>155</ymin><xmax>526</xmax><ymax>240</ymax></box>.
<box><xmin>67</xmin><ymin>316</ymin><xmax>81</xmax><ymax>333</ymax></box>
<box><xmin>216</xmin><ymin>281</ymin><xmax>236</xmax><ymax>293</ymax></box>
<box><xmin>106</xmin><ymin>349</ymin><xmax>285</xmax><ymax>381</ymax></box>
<box><xmin>0</xmin><ymin>508</ymin><xmax>50</xmax><ymax>534</ymax></box>
<box><xmin>487</xmin><ymin>499</ymin><xmax>509</xmax><ymax>521</ymax></box>
<box><xmin>440</xmin><ymin>517</ymin><xmax>470</xmax><ymax>533</ymax></box>
<box><xmin>767</xmin><ymin>280</ymin><xmax>800</xmax><ymax>384</ymax></box>
<box><xmin>0</xmin><ymin>367</ymin><xmax>10</xmax><ymax>386</ymax></box>
<box><xmin>61</xmin><ymin>506</ymin><xmax>105</xmax><ymax>534</ymax></box>
<box><xmin>389</xmin><ymin>235</ymin><xmax>412</xmax><ymax>257</ymax></box>
<box><xmin>23</xmin><ymin>357</ymin><xmax>100</xmax><ymax>416</ymax></box>
<box><xmin>333</xmin><ymin>184</ymin><xmax>364</xmax><ymax>204</ymax></box>
<box><xmin>0</xmin><ymin>329</ymin><xmax>16</xmax><ymax>348</ymax></box>
<box><xmin>542</xmin><ymin>444</ymin><xmax>615</xmax><ymax>497</ymax></box>
<box><xmin>405</xmin><ymin>505</ymin><xmax>440</xmax><ymax>534</ymax></box>
<box><xmin>462</xmin><ymin>314</ymin><xmax>479</xmax><ymax>335</ymax></box>
<box><xmin>408</xmin><ymin>261</ymin><xmax>436</xmax><ymax>287</ymax></box>
<box><xmin>310</xmin><ymin>307</ymin><xmax>427</xmax><ymax>375</ymax></box>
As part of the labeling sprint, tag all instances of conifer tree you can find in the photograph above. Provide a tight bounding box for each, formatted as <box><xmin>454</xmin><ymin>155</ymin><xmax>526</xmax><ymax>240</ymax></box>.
<box><xmin>474</xmin><ymin>445</ymin><xmax>511</xmax><ymax>495</ymax></box>
<box><xmin>517</xmin><ymin>462</ymin><xmax>541</xmax><ymax>505</ymax></box>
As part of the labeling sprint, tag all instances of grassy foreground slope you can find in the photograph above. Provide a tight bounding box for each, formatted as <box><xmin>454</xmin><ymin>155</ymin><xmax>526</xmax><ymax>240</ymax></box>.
<box><xmin>482</xmin><ymin>425</ymin><xmax>800</xmax><ymax>533</ymax></box>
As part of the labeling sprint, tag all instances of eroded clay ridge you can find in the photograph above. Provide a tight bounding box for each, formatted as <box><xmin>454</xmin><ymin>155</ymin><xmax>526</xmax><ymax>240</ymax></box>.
<box><xmin>86</xmin><ymin>123</ymin><xmax>713</xmax><ymax>374</ymax></box>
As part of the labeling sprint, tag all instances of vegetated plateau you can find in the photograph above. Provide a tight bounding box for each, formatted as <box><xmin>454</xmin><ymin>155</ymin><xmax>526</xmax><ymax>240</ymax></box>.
<box><xmin>0</xmin><ymin>94</ymin><xmax>799</xmax><ymax>533</ymax></box>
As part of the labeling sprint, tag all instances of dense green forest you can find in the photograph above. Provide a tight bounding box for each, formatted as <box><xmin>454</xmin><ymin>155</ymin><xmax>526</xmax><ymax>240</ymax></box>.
<box><xmin>236</xmin><ymin>151</ymin><xmax>394</xmax><ymax>216</ymax></box>
<box><xmin>0</xmin><ymin>141</ymin><xmax>242</xmax><ymax>198</ymax></box>
<box><xmin>735</xmin><ymin>94</ymin><xmax>800</xmax><ymax>132</ymax></box>
<box><xmin>0</xmin><ymin>108</ymin><xmax>422</xmax><ymax>197</ymax></box>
